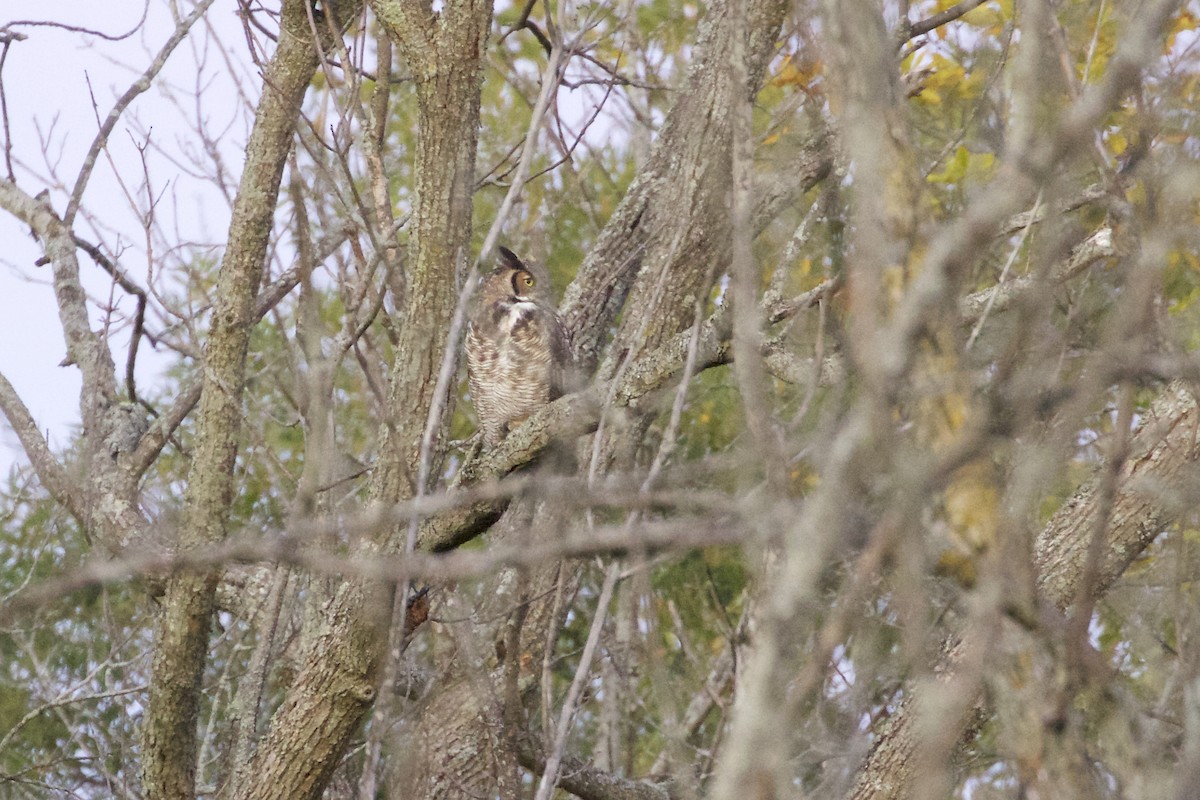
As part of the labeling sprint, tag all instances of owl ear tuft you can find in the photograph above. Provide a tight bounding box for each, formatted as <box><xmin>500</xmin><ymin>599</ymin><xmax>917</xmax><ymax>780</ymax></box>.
<box><xmin>497</xmin><ymin>246</ymin><xmax>526</xmax><ymax>271</ymax></box>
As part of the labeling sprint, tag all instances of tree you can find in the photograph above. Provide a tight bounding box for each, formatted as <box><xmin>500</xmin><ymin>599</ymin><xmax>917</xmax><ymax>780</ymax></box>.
<box><xmin>2</xmin><ymin>0</ymin><xmax>1199</xmax><ymax>798</ymax></box>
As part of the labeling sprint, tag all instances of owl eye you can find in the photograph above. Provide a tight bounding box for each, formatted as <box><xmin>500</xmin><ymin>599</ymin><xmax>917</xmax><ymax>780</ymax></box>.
<box><xmin>522</xmin><ymin>274</ymin><xmax>535</xmax><ymax>288</ymax></box>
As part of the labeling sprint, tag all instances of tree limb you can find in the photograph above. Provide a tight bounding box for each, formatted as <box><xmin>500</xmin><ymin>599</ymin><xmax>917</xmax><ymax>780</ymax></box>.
<box><xmin>517</xmin><ymin>736</ymin><xmax>672</xmax><ymax>800</ymax></box>
<box><xmin>847</xmin><ymin>380</ymin><xmax>1200</xmax><ymax>800</ymax></box>
<box><xmin>142</xmin><ymin>3</ymin><xmax>359</xmax><ymax>797</ymax></box>
<box><xmin>0</xmin><ymin>371</ymin><xmax>79</xmax><ymax>518</ymax></box>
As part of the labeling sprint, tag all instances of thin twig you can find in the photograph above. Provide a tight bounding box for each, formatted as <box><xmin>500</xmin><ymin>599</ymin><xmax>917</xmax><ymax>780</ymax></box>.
<box><xmin>3</xmin><ymin>4</ymin><xmax>149</xmax><ymax>43</ymax></box>
<box><xmin>904</xmin><ymin>0</ymin><xmax>988</xmax><ymax>41</ymax></box>
<box><xmin>965</xmin><ymin>191</ymin><xmax>1042</xmax><ymax>351</ymax></box>
<box><xmin>67</xmin><ymin>235</ymin><xmax>155</xmax><ymax>402</ymax></box>
<box><xmin>0</xmin><ymin>31</ymin><xmax>25</xmax><ymax>182</ymax></box>
<box><xmin>477</xmin><ymin>42</ymin><xmax>566</xmax><ymax>263</ymax></box>
<box><xmin>64</xmin><ymin>0</ymin><xmax>216</xmax><ymax>225</ymax></box>
<box><xmin>533</xmin><ymin>561</ymin><xmax>621</xmax><ymax>800</ymax></box>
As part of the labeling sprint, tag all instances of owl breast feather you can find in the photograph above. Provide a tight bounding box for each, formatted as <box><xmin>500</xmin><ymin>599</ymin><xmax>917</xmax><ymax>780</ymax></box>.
<box><xmin>468</xmin><ymin>293</ymin><xmax>564</xmax><ymax>447</ymax></box>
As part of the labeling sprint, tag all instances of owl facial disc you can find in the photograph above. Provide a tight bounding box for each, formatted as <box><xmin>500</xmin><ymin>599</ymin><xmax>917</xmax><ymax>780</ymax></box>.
<box><xmin>509</xmin><ymin>269</ymin><xmax>536</xmax><ymax>298</ymax></box>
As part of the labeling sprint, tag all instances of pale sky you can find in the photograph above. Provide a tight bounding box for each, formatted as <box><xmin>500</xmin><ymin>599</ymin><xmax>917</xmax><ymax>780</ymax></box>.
<box><xmin>1</xmin><ymin>2</ymin><xmax>247</xmax><ymax>477</ymax></box>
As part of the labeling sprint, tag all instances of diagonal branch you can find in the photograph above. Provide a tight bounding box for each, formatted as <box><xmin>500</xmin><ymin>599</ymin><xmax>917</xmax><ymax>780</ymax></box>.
<box><xmin>0</xmin><ymin>179</ymin><xmax>118</xmax><ymax>414</ymax></box>
<box><xmin>517</xmin><ymin>735</ymin><xmax>671</xmax><ymax>800</ymax></box>
<box><xmin>903</xmin><ymin>0</ymin><xmax>988</xmax><ymax>41</ymax></box>
<box><xmin>0</xmin><ymin>371</ymin><xmax>79</xmax><ymax>518</ymax></box>
<box><xmin>417</xmin><ymin>268</ymin><xmax>840</xmax><ymax>553</ymax></box>
<box><xmin>64</xmin><ymin>0</ymin><xmax>217</xmax><ymax>225</ymax></box>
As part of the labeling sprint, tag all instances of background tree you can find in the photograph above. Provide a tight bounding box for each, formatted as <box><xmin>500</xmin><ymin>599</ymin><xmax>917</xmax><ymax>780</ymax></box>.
<box><xmin>2</xmin><ymin>0</ymin><xmax>1200</xmax><ymax>798</ymax></box>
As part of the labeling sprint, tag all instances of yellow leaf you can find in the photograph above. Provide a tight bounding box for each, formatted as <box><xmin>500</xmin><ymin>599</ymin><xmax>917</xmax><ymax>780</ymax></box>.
<box><xmin>940</xmin><ymin>391</ymin><xmax>969</xmax><ymax>434</ymax></box>
<box><xmin>1167</xmin><ymin>10</ymin><xmax>1199</xmax><ymax>52</ymax></box>
<box><xmin>934</xmin><ymin>548</ymin><xmax>977</xmax><ymax>588</ymax></box>
<box><xmin>771</xmin><ymin>59</ymin><xmax>802</xmax><ymax>87</ymax></box>
<box><xmin>915</xmin><ymin>87</ymin><xmax>943</xmax><ymax>106</ymax></box>
<box><xmin>1170</xmin><ymin>9</ymin><xmax>1198</xmax><ymax>36</ymax></box>
<box><xmin>770</xmin><ymin>56</ymin><xmax>822</xmax><ymax>89</ymax></box>
<box><xmin>1107</xmin><ymin>131</ymin><xmax>1127</xmax><ymax>156</ymax></box>
<box><xmin>970</xmin><ymin>151</ymin><xmax>996</xmax><ymax>178</ymax></box>
<box><xmin>927</xmin><ymin>147</ymin><xmax>995</xmax><ymax>185</ymax></box>
<box><xmin>961</xmin><ymin>3</ymin><xmax>1004</xmax><ymax>29</ymax></box>
<box><xmin>927</xmin><ymin>145</ymin><xmax>970</xmax><ymax>184</ymax></box>
<box><xmin>912</xmin><ymin>54</ymin><xmax>975</xmax><ymax>104</ymax></box>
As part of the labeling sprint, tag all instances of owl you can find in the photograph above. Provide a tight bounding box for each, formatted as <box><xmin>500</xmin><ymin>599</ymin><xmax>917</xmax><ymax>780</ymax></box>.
<box><xmin>466</xmin><ymin>247</ymin><xmax>572</xmax><ymax>448</ymax></box>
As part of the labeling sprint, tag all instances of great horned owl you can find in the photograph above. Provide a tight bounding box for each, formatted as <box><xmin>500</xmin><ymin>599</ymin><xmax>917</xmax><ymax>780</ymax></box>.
<box><xmin>466</xmin><ymin>247</ymin><xmax>571</xmax><ymax>448</ymax></box>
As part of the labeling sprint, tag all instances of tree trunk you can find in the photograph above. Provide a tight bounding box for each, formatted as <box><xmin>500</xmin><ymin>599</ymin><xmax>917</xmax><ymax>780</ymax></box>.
<box><xmin>231</xmin><ymin>2</ymin><xmax>494</xmax><ymax>797</ymax></box>
<box><xmin>142</xmin><ymin>3</ymin><xmax>361</xmax><ymax>797</ymax></box>
<box><xmin>404</xmin><ymin>0</ymin><xmax>795</xmax><ymax>794</ymax></box>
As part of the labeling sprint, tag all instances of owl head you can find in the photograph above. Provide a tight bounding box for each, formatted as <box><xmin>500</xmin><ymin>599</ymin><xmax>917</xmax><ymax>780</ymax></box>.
<box><xmin>492</xmin><ymin>246</ymin><xmax>552</xmax><ymax>303</ymax></box>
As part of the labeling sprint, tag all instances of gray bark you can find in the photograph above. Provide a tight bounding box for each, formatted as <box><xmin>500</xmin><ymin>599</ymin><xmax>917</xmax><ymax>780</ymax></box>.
<box><xmin>401</xmin><ymin>0</ymin><xmax>796</xmax><ymax>795</ymax></box>
<box><xmin>228</xmin><ymin>2</ymin><xmax>495</xmax><ymax>797</ymax></box>
<box><xmin>142</xmin><ymin>3</ymin><xmax>361</xmax><ymax>798</ymax></box>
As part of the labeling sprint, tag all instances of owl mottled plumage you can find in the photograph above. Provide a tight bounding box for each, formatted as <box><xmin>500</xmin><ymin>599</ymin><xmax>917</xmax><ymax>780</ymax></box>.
<box><xmin>466</xmin><ymin>247</ymin><xmax>571</xmax><ymax>448</ymax></box>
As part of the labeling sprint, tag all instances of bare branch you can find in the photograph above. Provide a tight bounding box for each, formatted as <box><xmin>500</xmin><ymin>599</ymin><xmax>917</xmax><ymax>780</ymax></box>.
<box><xmin>904</xmin><ymin>0</ymin><xmax>988</xmax><ymax>41</ymax></box>
<box><xmin>3</xmin><ymin>6</ymin><xmax>149</xmax><ymax>42</ymax></box>
<box><xmin>2</xmin><ymin>515</ymin><xmax>744</xmax><ymax>628</ymax></box>
<box><xmin>0</xmin><ymin>371</ymin><xmax>79</xmax><ymax>518</ymax></box>
<box><xmin>64</xmin><ymin>0</ymin><xmax>217</xmax><ymax>225</ymax></box>
<box><xmin>518</xmin><ymin>732</ymin><xmax>671</xmax><ymax>800</ymax></box>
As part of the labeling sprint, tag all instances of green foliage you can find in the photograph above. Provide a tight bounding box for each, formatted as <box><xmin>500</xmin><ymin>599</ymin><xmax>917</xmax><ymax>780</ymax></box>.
<box><xmin>0</xmin><ymin>472</ymin><xmax>148</xmax><ymax>794</ymax></box>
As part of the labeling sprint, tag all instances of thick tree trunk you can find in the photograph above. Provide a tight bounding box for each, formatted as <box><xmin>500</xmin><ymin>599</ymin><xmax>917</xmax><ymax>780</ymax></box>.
<box><xmin>404</xmin><ymin>0</ymin><xmax>795</xmax><ymax>795</ymax></box>
<box><xmin>405</xmin><ymin>499</ymin><xmax>584</xmax><ymax>797</ymax></box>
<box><xmin>560</xmin><ymin>0</ymin><xmax>794</xmax><ymax>375</ymax></box>
<box><xmin>230</xmin><ymin>3</ymin><xmax>494</xmax><ymax>798</ymax></box>
<box><xmin>141</xmin><ymin>4</ymin><xmax>360</xmax><ymax>798</ymax></box>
